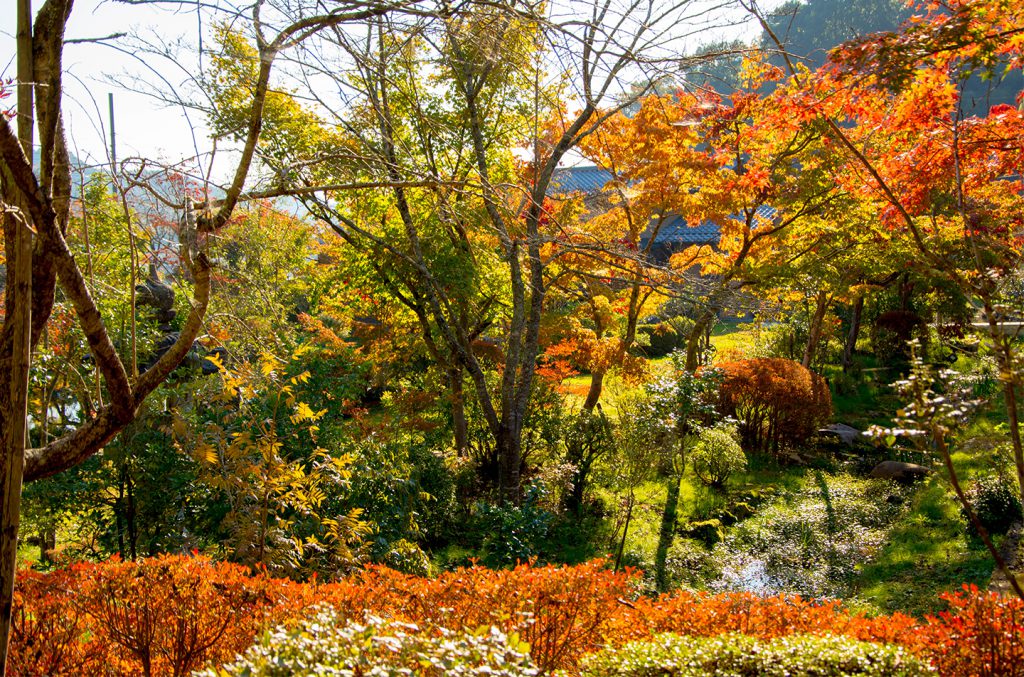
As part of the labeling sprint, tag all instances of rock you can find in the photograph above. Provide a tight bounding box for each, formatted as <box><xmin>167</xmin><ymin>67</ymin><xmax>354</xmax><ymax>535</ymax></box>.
<box><xmin>201</xmin><ymin>346</ymin><xmax>229</xmax><ymax>375</ymax></box>
<box><xmin>728</xmin><ymin>502</ymin><xmax>756</xmax><ymax>522</ymax></box>
<box><xmin>684</xmin><ymin>519</ymin><xmax>724</xmax><ymax>546</ymax></box>
<box><xmin>819</xmin><ymin>423</ymin><xmax>863</xmax><ymax>446</ymax></box>
<box><xmin>136</xmin><ymin>276</ymin><xmax>176</xmax><ymax>323</ymax></box>
<box><xmin>141</xmin><ymin>332</ymin><xmax>204</xmax><ymax>372</ymax></box>
<box><xmin>869</xmin><ymin>460</ymin><xmax>932</xmax><ymax>485</ymax></box>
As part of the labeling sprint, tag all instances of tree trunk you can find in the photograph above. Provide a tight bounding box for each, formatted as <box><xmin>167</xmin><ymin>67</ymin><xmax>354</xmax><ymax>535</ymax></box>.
<box><xmin>497</xmin><ymin>425</ymin><xmax>522</xmax><ymax>502</ymax></box>
<box><xmin>40</xmin><ymin>529</ymin><xmax>55</xmax><ymax>565</ymax></box>
<box><xmin>448</xmin><ymin>366</ymin><xmax>468</xmax><ymax>456</ymax></box>
<box><xmin>842</xmin><ymin>296</ymin><xmax>864</xmax><ymax>372</ymax></box>
<box><xmin>802</xmin><ymin>290</ymin><xmax>831</xmax><ymax>369</ymax></box>
<box><xmin>685</xmin><ymin>312</ymin><xmax>716</xmax><ymax>372</ymax></box>
<box><xmin>0</xmin><ymin>5</ymin><xmax>34</xmax><ymax>670</ymax></box>
<box><xmin>983</xmin><ymin>301</ymin><xmax>1024</xmax><ymax>511</ymax></box>
<box><xmin>582</xmin><ymin>370</ymin><xmax>605</xmax><ymax>412</ymax></box>
<box><xmin>0</xmin><ymin>212</ymin><xmax>32</xmax><ymax>677</ymax></box>
<box><xmin>613</xmin><ymin>494</ymin><xmax>635</xmax><ymax>572</ymax></box>
<box><xmin>654</xmin><ymin>473</ymin><xmax>682</xmax><ymax>592</ymax></box>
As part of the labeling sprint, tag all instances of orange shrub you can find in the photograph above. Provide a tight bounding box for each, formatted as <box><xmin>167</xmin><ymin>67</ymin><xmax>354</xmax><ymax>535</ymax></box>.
<box><xmin>8</xmin><ymin>554</ymin><xmax>318</xmax><ymax>677</ymax></box>
<box><xmin>9</xmin><ymin>568</ymin><xmax>103</xmax><ymax>675</ymax></box>
<box><xmin>923</xmin><ymin>585</ymin><xmax>1024</xmax><ymax>677</ymax></box>
<box><xmin>715</xmin><ymin>358</ymin><xmax>832</xmax><ymax>455</ymax></box>
<box><xmin>10</xmin><ymin>557</ymin><xmax>1024</xmax><ymax>676</ymax></box>
<box><xmin>608</xmin><ymin>590</ymin><xmax>926</xmax><ymax>652</ymax></box>
<box><xmin>319</xmin><ymin>558</ymin><xmax>636</xmax><ymax>673</ymax></box>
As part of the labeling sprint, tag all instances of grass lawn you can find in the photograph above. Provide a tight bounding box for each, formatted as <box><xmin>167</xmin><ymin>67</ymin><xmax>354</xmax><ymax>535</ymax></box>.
<box><xmin>709</xmin><ymin>322</ymin><xmax>759</xmax><ymax>361</ymax></box>
<box><xmin>851</xmin><ymin>417</ymin><xmax>1008</xmax><ymax>616</ymax></box>
<box><xmin>851</xmin><ymin>473</ymin><xmax>996</xmax><ymax>616</ymax></box>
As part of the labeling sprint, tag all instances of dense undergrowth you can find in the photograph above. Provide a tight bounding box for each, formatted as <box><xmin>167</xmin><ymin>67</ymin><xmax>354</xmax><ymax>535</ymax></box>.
<box><xmin>10</xmin><ymin>554</ymin><xmax>1024</xmax><ymax>676</ymax></box>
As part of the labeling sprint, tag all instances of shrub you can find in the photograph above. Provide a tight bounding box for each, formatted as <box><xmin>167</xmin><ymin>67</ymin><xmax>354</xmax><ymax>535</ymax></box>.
<box><xmin>690</xmin><ymin>425</ymin><xmax>747</xmax><ymax>488</ymax></box>
<box><xmin>870</xmin><ymin>310</ymin><xmax>928</xmax><ymax>366</ymax></box>
<box><xmin>13</xmin><ymin>556</ymin><xmax>1024</xmax><ymax>675</ymax></box>
<box><xmin>203</xmin><ymin>609</ymin><xmax>538</xmax><ymax>677</ymax></box>
<box><xmin>320</xmin><ymin>559</ymin><xmax>634</xmax><ymax>673</ymax></box>
<box><xmin>473</xmin><ymin>481</ymin><xmax>553</xmax><ymax>565</ymax></box>
<box><xmin>579</xmin><ymin>633</ymin><xmax>932</xmax><ymax>676</ymax></box>
<box><xmin>381</xmin><ymin>538</ymin><xmax>432</xmax><ymax>576</ymax></box>
<box><xmin>637</xmin><ymin>322</ymin><xmax>686</xmax><ymax>358</ymax></box>
<box><xmin>715</xmin><ymin>358</ymin><xmax>832</xmax><ymax>455</ymax></box>
<box><xmin>962</xmin><ymin>474</ymin><xmax>1023</xmax><ymax>538</ymax></box>
<box><xmin>8</xmin><ymin>554</ymin><xmax>316</xmax><ymax>677</ymax></box>
<box><xmin>561</xmin><ymin>409</ymin><xmax>615</xmax><ymax>513</ymax></box>
<box><xmin>8</xmin><ymin>568</ymin><xmax>102</xmax><ymax>675</ymax></box>
<box><xmin>924</xmin><ymin>585</ymin><xmax>1024</xmax><ymax>677</ymax></box>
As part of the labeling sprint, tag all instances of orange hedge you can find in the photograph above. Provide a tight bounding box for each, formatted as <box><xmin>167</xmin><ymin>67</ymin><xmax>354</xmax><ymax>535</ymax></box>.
<box><xmin>715</xmin><ymin>357</ymin><xmax>832</xmax><ymax>455</ymax></box>
<box><xmin>8</xmin><ymin>556</ymin><xmax>1024</xmax><ymax>676</ymax></box>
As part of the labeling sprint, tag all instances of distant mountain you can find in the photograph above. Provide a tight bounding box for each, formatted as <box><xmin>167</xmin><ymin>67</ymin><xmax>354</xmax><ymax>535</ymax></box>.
<box><xmin>687</xmin><ymin>0</ymin><xmax>1021</xmax><ymax>114</ymax></box>
<box><xmin>761</xmin><ymin>0</ymin><xmax>1022</xmax><ymax>114</ymax></box>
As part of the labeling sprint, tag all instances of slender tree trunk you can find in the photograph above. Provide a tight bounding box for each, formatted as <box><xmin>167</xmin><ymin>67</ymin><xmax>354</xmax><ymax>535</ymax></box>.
<box><xmin>685</xmin><ymin>312</ymin><xmax>716</xmax><ymax>371</ymax></box>
<box><xmin>582</xmin><ymin>370</ymin><xmax>605</xmax><ymax>412</ymax></box>
<box><xmin>613</xmin><ymin>494</ymin><xmax>635</xmax><ymax>572</ymax></box>
<box><xmin>39</xmin><ymin>529</ymin><xmax>54</xmax><ymax>565</ymax></box>
<box><xmin>984</xmin><ymin>302</ymin><xmax>1024</xmax><ymax>509</ymax></box>
<box><xmin>842</xmin><ymin>296</ymin><xmax>864</xmax><ymax>372</ymax></box>
<box><xmin>0</xmin><ymin>6</ymin><xmax>34</xmax><ymax>670</ymax></box>
<box><xmin>802</xmin><ymin>290</ymin><xmax>831</xmax><ymax>369</ymax></box>
<box><xmin>126</xmin><ymin>472</ymin><xmax>137</xmax><ymax>561</ymax></box>
<box><xmin>448</xmin><ymin>366</ymin><xmax>468</xmax><ymax>456</ymax></box>
<box><xmin>938</xmin><ymin>429</ymin><xmax>1024</xmax><ymax>600</ymax></box>
<box><xmin>654</xmin><ymin>473</ymin><xmax>682</xmax><ymax>592</ymax></box>
<box><xmin>115</xmin><ymin>479</ymin><xmax>126</xmax><ymax>558</ymax></box>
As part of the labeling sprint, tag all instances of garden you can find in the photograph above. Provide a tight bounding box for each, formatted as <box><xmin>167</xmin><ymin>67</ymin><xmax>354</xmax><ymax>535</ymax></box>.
<box><xmin>3</xmin><ymin>0</ymin><xmax>1024</xmax><ymax>674</ymax></box>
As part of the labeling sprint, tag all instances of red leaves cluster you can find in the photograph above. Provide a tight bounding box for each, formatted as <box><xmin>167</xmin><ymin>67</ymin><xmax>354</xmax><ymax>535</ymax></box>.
<box><xmin>9</xmin><ymin>555</ymin><xmax>316</xmax><ymax>676</ymax></box>
<box><xmin>9</xmin><ymin>556</ymin><xmax>1024</xmax><ymax>676</ymax></box>
<box><xmin>928</xmin><ymin>585</ymin><xmax>1024</xmax><ymax>676</ymax></box>
<box><xmin>715</xmin><ymin>358</ymin><xmax>833</xmax><ymax>456</ymax></box>
<box><xmin>321</xmin><ymin>559</ymin><xmax>633</xmax><ymax>673</ymax></box>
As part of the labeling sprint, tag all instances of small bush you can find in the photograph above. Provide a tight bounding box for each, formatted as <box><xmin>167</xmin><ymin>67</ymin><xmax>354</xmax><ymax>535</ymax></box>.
<box><xmin>580</xmin><ymin>633</ymin><xmax>932</xmax><ymax>676</ymax></box>
<box><xmin>322</xmin><ymin>559</ymin><xmax>635</xmax><ymax>673</ymax></box>
<box><xmin>473</xmin><ymin>481</ymin><xmax>553</xmax><ymax>566</ymax></box>
<box><xmin>715</xmin><ymin>358</ymin><xmax>832</xmax><ymax>456</ymax></box>
<box><xmin>9</xmin><ymin>554</ymin><xmax>315</xmax><ymax>676</ymax></box>
<box><xmin>637</xmin><ymin>322</ymin><xmax>686</xmax><ymax>358</ymax></box>
<box><xmin>381</xmin><ymin>538</ymin><xmax>432</xmax><ymax>576</ymax></box>
<box><xmin>204</xmin><ymin>609</ymin><xmax>538</xmax><ymax>677</ymax></box>
<box><xmin>690</xmin><ymin>425</ymin><xmax>747</xmax><ymax>488</ymax></box>
<box><xmin>962</xmin><ymin>474</ymin><xmax>1023</xmax><ymax>538</ymax></box>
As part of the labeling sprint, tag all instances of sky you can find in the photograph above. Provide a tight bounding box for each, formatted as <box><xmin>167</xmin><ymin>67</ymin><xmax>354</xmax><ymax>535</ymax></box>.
<box><xmin>2</xmin><ymin>0</ymin><xmax>773</xmax><ymax>184</ymax></box>
<box><xmin>2</xmin><ymin>0</ymin><xmax>214</xmax><ymax>172</ymax></box>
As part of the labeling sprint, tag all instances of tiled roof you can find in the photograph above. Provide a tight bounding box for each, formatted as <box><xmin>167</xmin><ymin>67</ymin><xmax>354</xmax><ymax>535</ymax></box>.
<box><xmin>551</xmin><ymin>166</ymin><xmax>778</xmax><ymax>246</ymax></box>
<box><xmin>647</xmin><ymin>213</ymin><xmax>718</xmax><ymax>245</ymax></box>
<box><xmin>550</xmin><ymin>166</ymin><xmax>614</xmax><ymax>195</ymax></box>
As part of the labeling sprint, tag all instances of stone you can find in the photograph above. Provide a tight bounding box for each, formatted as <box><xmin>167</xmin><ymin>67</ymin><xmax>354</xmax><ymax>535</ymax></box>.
<box><xmin>136</xmin><ymin>277</ymin><xmax>175</xmax><ymax>313</ymax></box>
<box><xmin>869</xmin><ymin>460</ymin><xmax>932</xmax><ymax>485</ymax></box>
<box><xmin>819</xmin><ymin>423</ymin><xmax>863</xmax><ymax>446</ymax></box>
<box><xmin>684</xmin><ymin>519</ymin><xmax>724</xmax><ymax>546</ymax></box>
<box><xmin>201</xmin><ymin>346</ymin><xmax>229</xmax><ymax>375</ymax></box>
